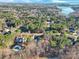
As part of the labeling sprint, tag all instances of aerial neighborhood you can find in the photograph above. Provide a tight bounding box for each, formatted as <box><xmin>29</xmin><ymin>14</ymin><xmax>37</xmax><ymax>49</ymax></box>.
<box><xmin>0</xmin><ymin>3</ymin><xmax>79</xmax><ymax>59</ymax></box>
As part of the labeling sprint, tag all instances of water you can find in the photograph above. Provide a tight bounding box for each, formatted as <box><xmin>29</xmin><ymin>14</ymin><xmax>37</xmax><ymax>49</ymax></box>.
<box><xmin>58</xmin><ymin>6</ymin><xmax>75</xmax><ymax>16</ymax></box>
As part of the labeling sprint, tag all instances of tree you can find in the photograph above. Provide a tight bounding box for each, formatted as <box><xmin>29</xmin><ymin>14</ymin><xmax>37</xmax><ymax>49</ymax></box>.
<box><xmin>59</xmin><ymin>34</ymin><xmax>72</xmax><ymax>48</ymax></box>
<box><xmin>15</xmin><ymin>19</ymin><xmax>22</xmax><ymax>27</ymax></box>
<box><xmin>50</xmin><ymin>40</ymin><xmax>57</xmax><ymax>48</ymax></box>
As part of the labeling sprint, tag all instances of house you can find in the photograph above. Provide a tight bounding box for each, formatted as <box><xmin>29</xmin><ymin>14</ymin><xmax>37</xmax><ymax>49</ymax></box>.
<box><xmin>14</xmin><ymin>37</ymin><xmax>26</xmax><ymax>44</ymax></box>
<box><xmin>69</xmin><ymin>27</ymin><xmax>75</xmax><ymax>32</ymax></box>
<box><xmin>11</xmin><ymin>36</ymin><xmax>26</xmax><ymax>52</ymax></box>
<box><xmin>5</xmin><ymin>19</ymin><xmax>15</xmax><ymax>28</ymax></box>
<box><xmin>67</xmin><ymin>37</ymin><xmax>77</xmax><ymax>45</ymax></box>
<box><xmin>70</xmin><ymin>11</ymin><xmax>79</xmax><ymax>17</ymax></box>
<box><xmin>0</xmin><ymin>30</ymin><xmax>3</xmax><ymax>34</ymax></box>
<box><xmin>34</xmin><ymin>36</ymin><xmax>41</xmax><ymax>43</ymax></box>
<box><xmin>76</xmin><ymin>29</ymin><xmax>79</xmax><ymax>36</ymax></box>
<box><xmin>12</xmin><ymin>45</ymin><xmax>24</xmax><ymax>52</ymax></box>
<box><xmin>69</xmin><ymin>25</ymin><xmax>75</xmax><ymax>33</ymax></box>
<box><xmin>46</xmin><ymin>20</ymin><xmax>54</xmax><ymax>27</ymax></box>
<box><xmin>3</xmin><ymin>27</ymin><xmax>11</xmax><ymax>35</ymax></box>
<box><xmin>3</xmin><ymin>31</ymin><xmax>11</xmax><ymax>35</ymax></box>
<box><xmin>74</xmin><ymin>17</ymin><xmax>79</xmax><ymax>23</ymax></box>
<box><xmin>19</xmin><ymin>26</ymin><xmax>29</xmax><ymax>33</ymax></box>
<box><xmin>46</xmin><ymin>16</ymin><xmax>54</xmax><ymax>27</ymax></box>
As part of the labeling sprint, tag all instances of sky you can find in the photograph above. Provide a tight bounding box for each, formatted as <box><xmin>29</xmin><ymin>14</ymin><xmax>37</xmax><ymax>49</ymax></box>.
<box><xmin>0</xmin><ymin>0</ymin><xmax>79</xmax><ymax>4</ymax></box>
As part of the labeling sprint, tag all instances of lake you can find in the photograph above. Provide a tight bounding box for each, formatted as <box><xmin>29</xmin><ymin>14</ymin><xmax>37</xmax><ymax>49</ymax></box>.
<box><xmin>57</xmin><ymin>6</ymin><xmax>75</xmax><ymax>16</ymax></box>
